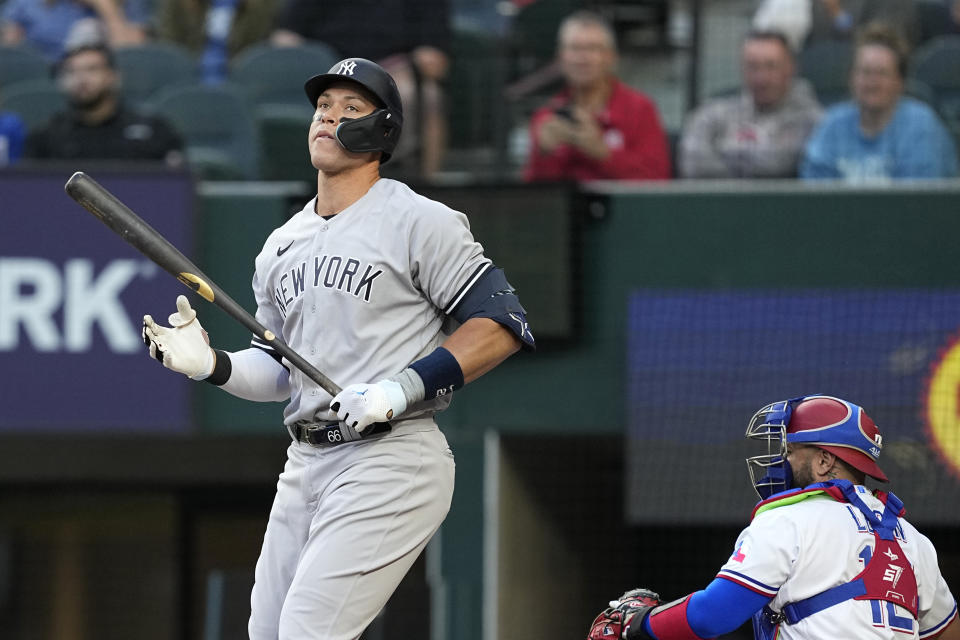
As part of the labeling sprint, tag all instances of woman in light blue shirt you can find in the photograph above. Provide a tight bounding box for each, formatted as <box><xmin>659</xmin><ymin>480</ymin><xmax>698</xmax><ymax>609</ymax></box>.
<box><xmin>801</xmin><ymin>23</ymin><xmax>958</xmax><ymax>181</ymax></box>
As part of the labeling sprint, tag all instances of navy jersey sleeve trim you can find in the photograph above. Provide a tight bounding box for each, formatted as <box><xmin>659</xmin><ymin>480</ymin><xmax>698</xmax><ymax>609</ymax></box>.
<box><xmin>444</xmin><ymin>262</ymin><xmax>492</xmax><ymax>315</ymax></box>
<box><xmin>250</xmin><ymin>334</ymin><xmax>288</xmax><ymax>369</ymax></box>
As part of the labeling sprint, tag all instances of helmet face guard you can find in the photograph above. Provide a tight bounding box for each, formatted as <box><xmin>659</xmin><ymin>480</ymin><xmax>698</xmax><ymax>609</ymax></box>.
<box><xmin>745</xmin><ymin>396</ymin><xmax>806</xmax><ymax>499</ymax></box>
<box><xmin>335</xmin><ymin>109</ymin><xmax>401</xmax><ymax>159</ymax></box>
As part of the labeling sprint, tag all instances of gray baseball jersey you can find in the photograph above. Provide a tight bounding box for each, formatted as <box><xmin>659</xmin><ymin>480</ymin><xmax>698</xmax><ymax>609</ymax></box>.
<box><xmin>245</xmin><ymin>177</ymin><xmax>489</xmax><ymax>638</ymax></box>
<box><xmin>250</xmin><ymin>177</ymin><xmax>491</xmax><ymax>425</ymax></box>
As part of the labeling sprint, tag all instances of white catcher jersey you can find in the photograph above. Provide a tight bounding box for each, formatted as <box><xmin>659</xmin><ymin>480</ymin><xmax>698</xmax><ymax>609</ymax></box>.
<box><xmin>718</xmin><ymin>486</ymin><xmax>957</xmax><ymax>639</ymax></box>
<box><xmin>250</xmin><ymin>178</ymin><xmax>491</xmax><ymax>425</ymax></box>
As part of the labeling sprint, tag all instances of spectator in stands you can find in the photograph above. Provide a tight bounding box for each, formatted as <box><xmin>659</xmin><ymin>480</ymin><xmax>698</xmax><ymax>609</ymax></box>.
<box><xmin>24</xmin><ymin>43</ymin><xmax>183</xmax><ymax>165</ymax></box>
<box><xmin>270</xmin><ymin>0</ymin><xmax>449</xmax><ymax>179</ymax></box>
<box><xmin>800</xmin><ymin>23</ymin><xmax>958</xmax><ymax>181</ymax></box>
<box><xmin>523</xmin><ymin>10</ymin><xmax>670</xmax><ymax>182</ymax></box>
<box><xmin>679</xmin><ymin>30</ymin><xmax>822</xmax><ymax>179</ymax></box>
<box><xmin>920</xmin><ymin>0</ymin><xmax>960</xmax><ymax>39</ymax></box>
<box><xmin>153</xmin><ymin>0</ymin><xmax>279</xmax><ymax>83</ymax></box>
<box><xmin>1</xmin><ymin>0</ymin><xmax>149</xmax><ymax>62</ymax></box>
<box><xmin>753</xmin><ymin>0</ymin><xmax>920</xmax><ymax>53</ymax></box>
<box><xmin>0</xmin><ymin>106</ymin><xmax>26</xmax><ymax>166</ymax></box>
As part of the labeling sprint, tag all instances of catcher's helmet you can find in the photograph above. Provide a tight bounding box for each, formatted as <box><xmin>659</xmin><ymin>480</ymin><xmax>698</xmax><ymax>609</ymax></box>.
<box><xmin>304</xmin><ymin>57</ymin><xmax>403</xmax><ymax>163</ymax></box>
<box><xmin>745</xmin><ymin>395</ymin><xmax>887</xmax><ymax>499</ymax></box>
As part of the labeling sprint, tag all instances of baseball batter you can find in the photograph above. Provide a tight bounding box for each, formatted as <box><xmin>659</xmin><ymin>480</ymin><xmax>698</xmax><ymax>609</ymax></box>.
<box><xmin>142</xmin><ymin>58</ymin><xmax>533</xmax><ymax>639</ymax></box>
<box><xmin>587</xmin><ymin>395</ymin><xmax>958</xmax><ymax>640</ymax></box>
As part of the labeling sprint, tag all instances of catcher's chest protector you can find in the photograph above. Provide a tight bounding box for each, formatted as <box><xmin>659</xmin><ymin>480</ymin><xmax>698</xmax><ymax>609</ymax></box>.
<box><xmin>751</xmin><ymin>480</ymin><xmax>918</xmax><ymax>637</ymax></box>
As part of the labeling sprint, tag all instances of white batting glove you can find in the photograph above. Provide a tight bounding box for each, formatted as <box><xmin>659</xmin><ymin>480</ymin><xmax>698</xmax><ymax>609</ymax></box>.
<box><xmin>142</xmin><ymin>295</ymin><xmax>215</xmax><ymax>380</ymax></box>
<box><xmin>330</xmin><ymin>380</ymin><xmax>407</xmax><ymax>434</ymax></box>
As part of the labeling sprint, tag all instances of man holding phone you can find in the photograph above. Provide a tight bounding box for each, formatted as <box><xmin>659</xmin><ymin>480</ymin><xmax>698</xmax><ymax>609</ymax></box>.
<box><xmin>523</xmin><ymin>10</ymin><xmax>671</xmax><ymax>182</ymax></box>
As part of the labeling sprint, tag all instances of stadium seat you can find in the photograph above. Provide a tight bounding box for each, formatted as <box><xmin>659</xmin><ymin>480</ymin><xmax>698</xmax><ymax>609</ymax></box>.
<box><xmin>0</xmin><ymin>45</ymin><xmax>49</xmax><ymax>90</ymax></box>
<box><xmin>230</xmin><ymin>41</ymin><xmax>339</xmax><ymax>109</ymax></box>
<box><xmin>447</xmin><ymin>29</ymin><xmax>502</xmax><ymax>150</ymax></box>
<box><xmin>798</xmin><ymin>40</ymin><xmax>854</xmax><ymax>106</ymax></box>
<box><xmin>508</xmin><ymin>0</ymin><xmax>582</xmax><ymax>76</ymax></box>
<box><xmin>255</xmin><ymin>103</ymin><xmax>316</xmax><ymax>184</ymax></box>
<box><xmin>0</xmin><ymin>78</ymin><xmax>66</xmax><ymax>132</ymax></box>
<box><xmin>229</xmin><ymin>42</ymin><xmax>337</xmax><ymax>183</ymax></box>
<box><xmin>114</xmin><ymin>42</ymin><xmax>198</xmax><ymax>108</ymax></box>
<box><xmin>146</xmin><ymin>82</ymin><xmax>259</xmax><ymax>180</ymax></box>
<box><xmin>904</xmin><ymin>78</ymin><xmax>937</xmax><ymax>108</ymax></box>
<box><xmin>909</xmin><ymin>35</ymin><xmax>960</xmax><ymax>131</ymax></box>
<box><xmin>916</xmin><ymin>0</ymin><xmax>954</xmax><ymax>43</ymax></box>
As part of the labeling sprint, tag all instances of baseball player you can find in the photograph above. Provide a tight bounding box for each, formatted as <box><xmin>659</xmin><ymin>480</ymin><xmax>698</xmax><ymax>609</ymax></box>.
<box><xmin>141</xmin><ymin>57</ymin><xmax>534</xmax><ymax>639</ymax></box>
<box><xmin>587</xmin><ymin>395</ymin><xmax>959</xmax><ymax>640</ymax></box>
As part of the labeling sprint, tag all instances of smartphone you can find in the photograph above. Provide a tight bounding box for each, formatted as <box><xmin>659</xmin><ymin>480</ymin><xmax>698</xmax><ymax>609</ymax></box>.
<box><xmin>553</xmin><ymin>106</ymin><xmax>576</xmax><ymax>122</ymax></box>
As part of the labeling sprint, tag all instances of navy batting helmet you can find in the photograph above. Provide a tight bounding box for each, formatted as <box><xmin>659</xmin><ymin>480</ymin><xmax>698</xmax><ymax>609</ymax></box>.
<box><xmin>304</xmin><ymin>58</ymin><xmax>403</xmax><ymax>163</ymax></box>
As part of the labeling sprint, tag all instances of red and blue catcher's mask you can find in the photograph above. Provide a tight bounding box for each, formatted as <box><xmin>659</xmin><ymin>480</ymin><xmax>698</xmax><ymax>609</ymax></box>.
<box><xmin>745</xmin><ymin>395</ymin><xmax>888</xmax><ymax>499</ymax></box>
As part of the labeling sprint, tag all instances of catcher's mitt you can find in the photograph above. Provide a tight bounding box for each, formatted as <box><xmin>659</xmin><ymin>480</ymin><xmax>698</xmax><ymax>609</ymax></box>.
<box><xmin>586</xmin><ymin>588</ymin><xmax>660</xmax><ymax>640</ymax></box>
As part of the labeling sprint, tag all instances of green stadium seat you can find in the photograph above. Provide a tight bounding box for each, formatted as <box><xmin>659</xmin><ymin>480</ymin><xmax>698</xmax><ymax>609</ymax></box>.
<box><xmin>146</xmin><ymin>82</ymin><xmax>259</xmax><ymax>180</ymax></box>
<box><xmin>0</xmin><ymin>45</ymin><xmax>49</xmax><ymax>90</ymax></box>
<box><xmin>508</xmin><ymin>0</ymin><xmax>582</xmax><ymax>75</ymax></box>
<box><xmin>909</xmin><ymin>35</ymin><xmax>960</xmax><ymax>131</ymax></box>
<box><xmin>447</xmin><ymin>29</ymin><xmax>503</xmax><ymax>150</ymax></box>
<box><xmin>798</xmin><ymin>39</ymin><xmax>854</xmax><ymax>106</ymax></box>
<box><xmin>255</xmin><ymin>103</ymin><xmax>316</xmax><ymax>184</ymax></box>
<box><xmin>0</xmin><ymin>78</ymin><xmax>66</xmax><ymax>132</ymax></box>
<box><xmin>230</xmin><ymin>42</ymin><xmax>338</xmax><ymax>183</ymax></box>
<box><xmin>114</xmin><ymin>42</ymin><xmax>198</xmax><ymax>108</ymax></box>
<box><xmin>230</xmin><ymin>41</ymin><xmax>339</xmax><ymax>109</ymax></box>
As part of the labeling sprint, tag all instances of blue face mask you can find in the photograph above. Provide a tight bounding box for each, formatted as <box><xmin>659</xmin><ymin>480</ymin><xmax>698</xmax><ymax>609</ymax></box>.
<box><xmin>745</xmin><ymin>396</ymin><xmax>809</xmax><ymax>500</ymax></box>
<box><xmin>752</xmin><ymin>455</ymin><xmax>794</xmax><ymax>499</ymax></box>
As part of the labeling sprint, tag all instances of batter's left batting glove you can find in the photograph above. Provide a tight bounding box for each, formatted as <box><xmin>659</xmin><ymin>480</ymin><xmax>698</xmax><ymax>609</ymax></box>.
<box><xmin>330</xmin><ymin>380</ymin><xmax>407</xmax><ymax>434</ymax></box>
<box><xmin>587</xmin><ymin>588</ymin><xmax>660</xmax><ymax>640</ymax></box>
<box><xmin>142</xmin><ymin>295</ymin><xmax>215</xmax><ymax>380</ymax></box>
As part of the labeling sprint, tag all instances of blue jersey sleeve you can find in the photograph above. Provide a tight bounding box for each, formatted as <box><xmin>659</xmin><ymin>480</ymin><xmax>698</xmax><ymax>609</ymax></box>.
<box><xmin>800</xmin><ymin>118</ymin><xmax>841</xmax><ymax>179</ymax></box>
<box><xmin>643</xmin><ymin>578</ymin><xmax>771</xmax><ymax>639</ymax></box>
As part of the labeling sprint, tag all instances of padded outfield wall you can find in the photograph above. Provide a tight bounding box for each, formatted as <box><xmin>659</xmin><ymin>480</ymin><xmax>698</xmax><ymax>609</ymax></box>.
<box><xmin>2</xmin><ymin>171</ymin><xmax>959</xmax><ymax>640</ymax></box>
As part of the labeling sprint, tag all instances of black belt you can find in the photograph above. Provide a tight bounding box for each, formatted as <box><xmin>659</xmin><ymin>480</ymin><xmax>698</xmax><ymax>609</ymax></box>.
<box><xmin>290</xmin><ymin>420</ymin><xmax>392</xmax><ymax>448</ymax></box>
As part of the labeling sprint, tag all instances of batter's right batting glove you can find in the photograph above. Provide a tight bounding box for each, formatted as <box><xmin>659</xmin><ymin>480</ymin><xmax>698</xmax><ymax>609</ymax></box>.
<box><xmin>142</xmin><ymin>295</ymin><xmax>215</xmax><ymax>380</ymax></box>
<box><xmin>330</xmin><ymin>379</ymin><xmax>407</xmax><ymax>434</ymax></box>
<box><xmin>586</xmin><ymin>588</ymin><xmax>660</xmax><ymax>640</ymax></box>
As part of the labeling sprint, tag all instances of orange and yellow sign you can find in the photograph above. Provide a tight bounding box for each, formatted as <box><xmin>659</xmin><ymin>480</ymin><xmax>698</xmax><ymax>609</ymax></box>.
<box><xmin>925</xmin><ymin>335</ymin><xmax>960</xmax><ymax>479</ymax></box>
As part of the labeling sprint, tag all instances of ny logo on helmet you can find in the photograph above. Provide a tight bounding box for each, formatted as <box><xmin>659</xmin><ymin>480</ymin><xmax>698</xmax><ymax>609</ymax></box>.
<box><xmin>336</xmin><ymin>60</ymin><xmax>357</xmax><ymax>76</ymax></box>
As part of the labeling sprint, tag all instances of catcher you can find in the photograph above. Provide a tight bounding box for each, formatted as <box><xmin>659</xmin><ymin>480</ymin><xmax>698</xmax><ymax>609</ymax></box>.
<box><xmin>588</xmin><ymin>395</ymin><xmax>959</xmax><ymax>640</ymax></box>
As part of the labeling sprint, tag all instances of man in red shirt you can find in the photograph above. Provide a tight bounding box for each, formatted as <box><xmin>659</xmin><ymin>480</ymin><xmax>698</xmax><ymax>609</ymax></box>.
<box><xmin>523</xmin><ymin>10</ymin><xmax>671</xmax><ymax>182</ymax></box>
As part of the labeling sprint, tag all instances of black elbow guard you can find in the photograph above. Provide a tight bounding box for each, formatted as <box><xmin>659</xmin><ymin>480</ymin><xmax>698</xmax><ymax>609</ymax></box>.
<box><xmin>449</xmin><ymin>266</ymin><xmax>535</xmax><ymax>350</ymax></box>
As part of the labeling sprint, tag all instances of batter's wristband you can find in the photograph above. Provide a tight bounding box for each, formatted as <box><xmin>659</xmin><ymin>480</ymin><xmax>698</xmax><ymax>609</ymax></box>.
<box><xmin>205</xmin><ymin>349</ymin><xmax>232</xmax><ymax>386</ymax></box>
<box><xmin>409</xmin><ymin>347</ymin><xmax>464</xmax><ymax>400</ymax></box>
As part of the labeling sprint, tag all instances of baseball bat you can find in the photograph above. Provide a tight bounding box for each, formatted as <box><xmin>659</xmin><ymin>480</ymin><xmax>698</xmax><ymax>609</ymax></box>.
<box><xmin>64</xmin><ymin>171</ymin><xmax>342</xmax><ymax>397</ymax></box>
